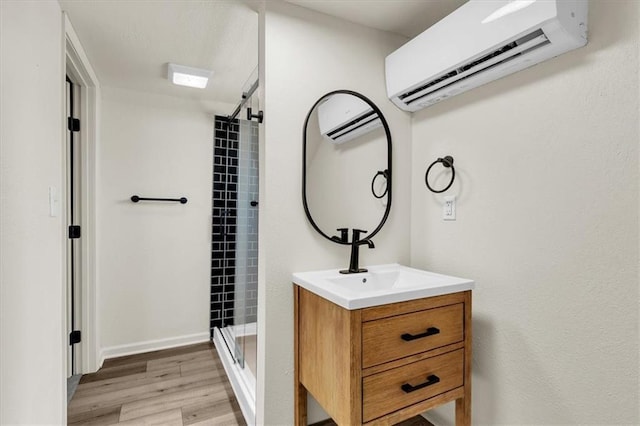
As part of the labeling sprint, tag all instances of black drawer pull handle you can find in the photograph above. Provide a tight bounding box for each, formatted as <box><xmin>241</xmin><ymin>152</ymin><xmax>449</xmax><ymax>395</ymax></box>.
<box><xmin>401</xmin><ymin>374</ymin><xmax>440</xmax><ymax>393</ymax></box>
<box><xmin>401</xmin><ymin>327</ymin><xmax>440</xmax><ymax>341</ymax></box>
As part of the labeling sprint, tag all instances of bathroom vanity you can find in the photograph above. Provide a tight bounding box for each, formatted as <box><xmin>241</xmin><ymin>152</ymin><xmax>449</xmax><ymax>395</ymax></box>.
<box><xmin>293</xmin><ymin>264</ymin><xmax>473</xmax><ymax>426</ymax></box>
<box><xmin>298</xmin><ymin>92</ymin><xmax>471</xmax><ymax>425</ymax></box>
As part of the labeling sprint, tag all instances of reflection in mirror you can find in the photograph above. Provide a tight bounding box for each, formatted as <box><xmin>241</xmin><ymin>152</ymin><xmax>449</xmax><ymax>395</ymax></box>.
<box><xmin>303</xmin><ymin>91</ymin><xmax>392</xmax><ymax>246</ymax></box>
<box><xmin>317</xmin><ymin>93</ymin><xmax>382</xmax><ymax>144</ymax></box>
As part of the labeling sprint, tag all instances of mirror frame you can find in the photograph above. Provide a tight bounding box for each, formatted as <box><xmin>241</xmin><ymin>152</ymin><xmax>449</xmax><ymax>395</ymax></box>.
<box><xmin>302</xmin><ymin>89</ymin><xmax>393</xmax><ymax>245</ymax></box>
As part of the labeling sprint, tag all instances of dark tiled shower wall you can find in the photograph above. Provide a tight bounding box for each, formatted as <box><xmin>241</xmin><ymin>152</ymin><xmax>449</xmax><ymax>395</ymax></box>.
<box><xmin>210</xmin><ymin>117</ymin><xmax>239</xmax><ymax>333</ymax></box>
<box><xmin>210</xmin><ymin>116</ymin><xmax>259</xmax><ymax>336</ymax></box>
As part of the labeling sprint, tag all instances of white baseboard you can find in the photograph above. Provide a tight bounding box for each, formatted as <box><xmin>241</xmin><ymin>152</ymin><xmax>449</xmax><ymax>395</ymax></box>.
<box><xmin>98</xmin><ymin>332</ymin><xmax>210</xmax><ymax>367</ymax></box>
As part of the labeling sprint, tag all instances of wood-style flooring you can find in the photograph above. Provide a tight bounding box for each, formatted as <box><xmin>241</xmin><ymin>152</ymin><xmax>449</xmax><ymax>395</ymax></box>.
<box><xmin>68</xmin><ymin>342</ymin><xmax>245</xmax><ymax>426</ymax></box>
<box><xmin>69</xmin><ymin>341</ymin><xmax>434</xmax><ymax>426</ymax></box>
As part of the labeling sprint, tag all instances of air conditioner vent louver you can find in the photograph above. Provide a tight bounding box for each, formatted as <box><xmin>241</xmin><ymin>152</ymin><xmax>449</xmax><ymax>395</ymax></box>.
<box><xmin>385</xmin><ymin>0</ymin><xmax>588</xmax><ymax>112</ymax></box>
<box><xmin>400</xmin><ymin>29</ymin><xmax>549</xmax><ymax>106</ymax></box>
<box><xmin>326</xmin><ymin>110</ymin><xmax>379</xmax><ymax>141</ymax></box>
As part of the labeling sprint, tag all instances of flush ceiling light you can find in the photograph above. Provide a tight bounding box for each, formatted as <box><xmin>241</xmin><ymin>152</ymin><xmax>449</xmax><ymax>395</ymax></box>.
<box><xmin>167</xmin><ymin>63</ymin><xmax>213</xmax><ymax>89</ymax></box>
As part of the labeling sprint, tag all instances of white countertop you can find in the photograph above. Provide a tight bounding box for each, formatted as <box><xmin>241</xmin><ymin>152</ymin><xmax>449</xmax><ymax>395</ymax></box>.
<box><xmin>292</xmin><ymin>263</ymin><xmax>474</xmax><ymax>310</ymax></box>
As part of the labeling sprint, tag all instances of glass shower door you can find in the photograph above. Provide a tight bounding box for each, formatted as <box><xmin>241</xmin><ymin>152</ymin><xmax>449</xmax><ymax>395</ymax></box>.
<box><xmin>212</xmin><ymin>73</ymin><xmax>259</xmax><ymax>423</ymax></box>
<box><xmin>233</xmin><ymin>88</ymin><xmax>259</xmax><ymax>379</ymax></box>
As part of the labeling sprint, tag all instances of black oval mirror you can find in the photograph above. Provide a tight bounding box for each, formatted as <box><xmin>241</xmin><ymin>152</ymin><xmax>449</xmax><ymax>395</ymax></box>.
<box><xmin>302</xmin><ymin>90</ymin><xmax>392</xmax><ymax>245</ymax></box>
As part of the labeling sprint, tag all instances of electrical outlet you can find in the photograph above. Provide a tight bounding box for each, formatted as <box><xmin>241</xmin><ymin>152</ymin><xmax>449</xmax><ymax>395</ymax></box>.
<box><xmin>443</xmin><ymin>195</ymin><xmax>456</xmax><ymax>221</ymax></box>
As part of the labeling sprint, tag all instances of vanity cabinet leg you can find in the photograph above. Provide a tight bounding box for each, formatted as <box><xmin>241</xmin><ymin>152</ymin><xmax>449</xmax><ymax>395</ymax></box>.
<box><xmin>295</xmin><ymin>382</ymin><xmax>307</xmax><ymax>426</ymax></box>
<box><xmin>294</xmin><ymin>285</ymin><xmax>307</xmax><ymax>425</ymax></box>
<box><xmin>456</xmin><ymin>290</ymin><xmax>472</xmax><ymax>426</ymax></box>
<box><xmin>455</xmin><ymin>396</ymin><xmax>470</xmax><ymax>426</ymax></box>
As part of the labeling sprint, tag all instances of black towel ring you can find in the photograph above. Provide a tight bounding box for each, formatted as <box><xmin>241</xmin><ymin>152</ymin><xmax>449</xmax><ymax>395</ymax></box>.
<box><xmin>425</xmin><ymin>156</ymin><xmax>455</xmax><ymax>193</ymax></box>
<box><xmin>371</xmin><ymin>169</ymin><xmax>389</xmax><ymax>199</ymax></box>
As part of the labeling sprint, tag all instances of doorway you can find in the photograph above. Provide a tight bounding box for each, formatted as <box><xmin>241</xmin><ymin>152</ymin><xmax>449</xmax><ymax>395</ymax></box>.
<box><xmin>64</xmin><ymin>22</ymin><xmax>101</xmax><ymax>403</ymax></box>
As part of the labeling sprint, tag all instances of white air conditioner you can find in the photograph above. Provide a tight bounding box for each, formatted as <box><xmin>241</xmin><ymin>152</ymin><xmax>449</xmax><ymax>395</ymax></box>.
<box><xmin>386</xmin><ymin>0</ymin><xmax>588</xmax><ymax>112</ymax></box>
<box><xmin>318</xmin><ymin>94</ymin><xmax>382</xmax><ymax>144</ymax></box>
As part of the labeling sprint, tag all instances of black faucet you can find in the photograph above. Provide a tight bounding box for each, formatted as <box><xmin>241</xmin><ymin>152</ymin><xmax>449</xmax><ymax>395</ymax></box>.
<box><xmin>340</xmin><ymin>229</ymin><xmax>375</xmax><ymax>274</ymax></box>
<box><xmin>331</xmin><ymin>228</ymin><xmax>350</xmax><ymax>243</ymax></box>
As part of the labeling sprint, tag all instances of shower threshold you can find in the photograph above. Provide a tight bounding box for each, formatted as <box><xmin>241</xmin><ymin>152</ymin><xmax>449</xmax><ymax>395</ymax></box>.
<box><xmin>213</xmin><ymin>323</ymin><xmax>257</xmax><ymax>425</ymax></box>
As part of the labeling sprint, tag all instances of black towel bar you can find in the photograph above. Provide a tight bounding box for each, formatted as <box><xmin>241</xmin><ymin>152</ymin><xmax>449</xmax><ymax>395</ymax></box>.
<box><xmin>131</xmin><ymin>195</ymin><xmax>188</xmax><ymax>204</ymax></box>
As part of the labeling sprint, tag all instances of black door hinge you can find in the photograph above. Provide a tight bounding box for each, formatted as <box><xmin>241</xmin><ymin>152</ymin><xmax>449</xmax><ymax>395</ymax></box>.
<box><xmin>69</xmin><ymin>225</ymin><xmax>81</xmax><ymax>239</ymax></box>
<box><xmin>246</xmin><ymin>107</ymin><xmax>264</xmax><ymax>123</ymax></box>
<box><xmin>69</xmin><ymin>330</ymin><xmax>81</xmax><ymax>345</ymax></box>
<box><xmin>68</xmin><ymin>117</ymin><xmax>80</xmax><ymax>132</ymax></box>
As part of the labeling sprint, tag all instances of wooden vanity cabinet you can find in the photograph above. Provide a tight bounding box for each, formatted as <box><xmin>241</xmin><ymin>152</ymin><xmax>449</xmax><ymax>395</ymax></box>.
<box><xmin>294</xmin><ymin>286</ymin><xmax>472</xmax><ymax>426</ymax></box>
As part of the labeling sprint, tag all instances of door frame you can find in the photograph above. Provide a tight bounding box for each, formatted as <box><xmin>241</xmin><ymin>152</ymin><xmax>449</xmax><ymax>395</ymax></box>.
<box><xmin>65</xmin><ymin>74</ymin><xmax>80</xmax><ymax>376</ymax></box>
<box><xmin>64</xmin><ymin>13</ymin><xmax>100</xmax><ymax>374</ymax></box>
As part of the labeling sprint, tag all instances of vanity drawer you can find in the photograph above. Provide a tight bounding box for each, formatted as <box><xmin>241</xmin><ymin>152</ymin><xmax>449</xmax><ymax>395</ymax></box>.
<box><xmin>362</xmin><ymin>303</ymin><xmax>463</xmax><ymax>368</ymax></box>
<box><xmin>362</xmin><ymin>349</ymin><xmax>464</xmax><ymax>422</ymax></box>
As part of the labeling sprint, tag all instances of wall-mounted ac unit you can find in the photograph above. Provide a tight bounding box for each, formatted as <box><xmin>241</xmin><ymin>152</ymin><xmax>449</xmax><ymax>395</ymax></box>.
<box><xmin>318</xmin><ymin>94</ymin><xmax>382</xmax><ymax>144</ymax></box>
<box><xmin>386</xmin><ymin>0</ymin><xmax>588</xmax><ymax>112</ymax></box>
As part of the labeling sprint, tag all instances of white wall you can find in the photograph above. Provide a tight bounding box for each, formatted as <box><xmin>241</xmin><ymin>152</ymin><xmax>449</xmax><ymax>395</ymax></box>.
<box><xmin>259</xmin><ymin>3</ymin><xmax>411</xmax><ymax>424</ymax></box>
<box><xmin>0</xmin><ymin>0</ymin><xmax>66</xmax><ymax>423</ymax></box>
<box><xmin>97</xmin><ymin>87</ymin><xmax>232</xmax><ymax>357</ymax></box>
<box><xmin>410</xmin><ymin>2</ymin><xmax>639</xmax><ymax>424</ymax></box>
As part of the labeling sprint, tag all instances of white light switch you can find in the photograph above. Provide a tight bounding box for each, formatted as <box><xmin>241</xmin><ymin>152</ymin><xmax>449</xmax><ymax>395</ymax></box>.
<box><xmin>49</xmin><ymin>186</ymin><xmax>59</xmax><ymax>217</ymax></box>
<box><xmin>443</xmin><ymin>195</ymin><xmax>456</xmax><ymax>221</ymax></box>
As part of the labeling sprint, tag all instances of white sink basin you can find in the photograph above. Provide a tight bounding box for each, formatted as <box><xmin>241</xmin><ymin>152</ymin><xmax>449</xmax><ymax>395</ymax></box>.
<box><xmin>292</xmin><ymin>263</ymin><xmax>474</xmax><ymax>310</ymax></box>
